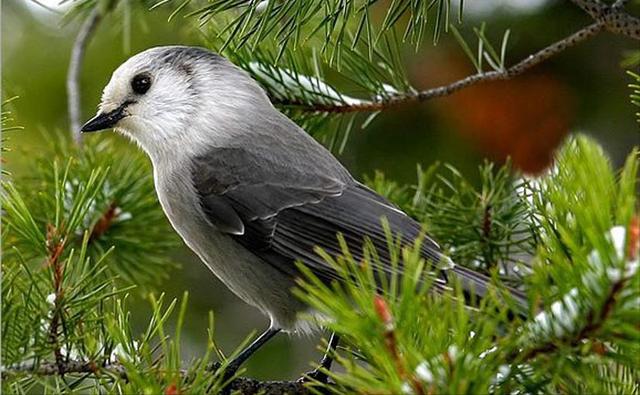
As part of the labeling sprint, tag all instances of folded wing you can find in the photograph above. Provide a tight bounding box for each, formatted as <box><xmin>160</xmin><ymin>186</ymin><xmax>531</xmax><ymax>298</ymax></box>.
<box><xmin>191</xmin><ymin>147</ymin><xmax>527</xmax><ymax>308</ymax></box>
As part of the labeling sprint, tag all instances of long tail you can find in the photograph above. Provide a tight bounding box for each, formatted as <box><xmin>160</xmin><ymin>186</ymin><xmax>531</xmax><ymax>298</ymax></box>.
<box><xmin>437</xmin><ymin>255</ymin><xmax>529</xmax><ymax>314</ymax></box>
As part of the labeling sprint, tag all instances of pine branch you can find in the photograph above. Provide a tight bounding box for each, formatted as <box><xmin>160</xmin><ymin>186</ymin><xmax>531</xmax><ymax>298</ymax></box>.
<box><xmin>291</xmin><ymin>137</ymin><xmax>638</xmax><ymax>395</ymax></box>
<box><xmin>45</xmin><ymin>228</ymin><xmax>67</xmax><ymax>375</ymax></box>
<box><xmin>628</xmin><ymin>70</ymin><xmax>640</xmax><ymax>123</ymax></box>
<box><xmin>168</xmin><ymin>0</ymin><xmax>461</xmax><ymax>58</ymax></box>
<box><xmin>517</xmin><ymin>272</ymin><xmax>633</xmax><ymax>362</ymax></box>
<box><xmin>1</xmin><ymin>360</ymin><xmax>312</xmax><ymax>395</ymax></box>
<box><xmin>272</xmin><ymin>0</ymin><xmax>639</xmax><ymax>114</ymax></box>
<box><xmin>276</xmin><ymin>22</ymin><xmax>602</xmax><ymax>113</ymax></box>
<box><xmin>3</xmin><ymin>135</ymin><xmax>637</xmax><ymax>394</ymax></box>
<box><xmin>6</xmin><ymin>140</ymin><xmax>181</xmax><ymax>286</ymax></box>
<box><xmin>1</xmin><ymin>97</ymin><xmax>23</xmax><ymax>175</ymax></box>
<box><xmin>367</xmin><ymin>161</ymin><xmax>536</xmax><ymax>278</ymax></box>
<box><xmin>67</xmin><ymin>7</ymin><xmax>103</xmax><ymax>145</ymax></box>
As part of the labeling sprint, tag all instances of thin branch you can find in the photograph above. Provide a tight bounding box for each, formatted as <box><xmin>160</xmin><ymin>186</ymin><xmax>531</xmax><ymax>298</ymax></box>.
<box><xmin>570</xmin><ymin>0</ymin><xmax>640</xmax><ymax>38</ymax></box>
<box><xmin>514</xmin><ymin>275</ymin><xmax>630</xmax><ymax>363</ymax></box>
<box><xmin>273</xmin><ymin>1</ymin><xmax>639</xmax><ymax>114</ymax></box>
<box><xmin>273</xmin><ymin>23</ymin><xmax>604</xmax><ymax>113</ymax></box>
<box><xmin>67</xmin><ymin>8</ymin><xmax>102</xmax><ymax>146</ymax></box>
<box><xmin>44</xmin><ymin>225</ymin><xmax>67</xmax><ymax>375</ymax></box>
<box><xmin>1</xmin><ymin>360</ymin><xmax>312</xmax><ymax>395</ymax></box>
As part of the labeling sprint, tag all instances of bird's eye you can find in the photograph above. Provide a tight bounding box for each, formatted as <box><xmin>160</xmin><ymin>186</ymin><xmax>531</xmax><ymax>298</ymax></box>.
<box><xmin>131</xmin><ymin>73</ymin><xmax>152</xmax><ymax>94</ymax></box>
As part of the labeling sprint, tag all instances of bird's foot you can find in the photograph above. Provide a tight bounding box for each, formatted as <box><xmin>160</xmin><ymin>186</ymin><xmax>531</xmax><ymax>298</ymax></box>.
<box><xmin>208</xmin><ymin>361</ymin><xmax>241</xmax><ymax>394</ymax></box>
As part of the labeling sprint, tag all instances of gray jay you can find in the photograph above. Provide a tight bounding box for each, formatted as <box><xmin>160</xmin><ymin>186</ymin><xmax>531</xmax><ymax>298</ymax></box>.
<box><xmin>82</xmin><ymin>46</ymin><xmax>526</xmax><ymax>381</ymax></box>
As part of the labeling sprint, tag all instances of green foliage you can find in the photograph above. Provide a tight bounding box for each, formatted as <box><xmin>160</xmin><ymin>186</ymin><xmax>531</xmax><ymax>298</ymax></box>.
<box><xmin>1</xmin><ymin>256</ymin><xmax>228</xmax><ymax>394</ymax></box>
<box><xmin>295</xmin><ymin>231</ymin><xmax>510</xmax><ymax>395</ymax></box>
<box><xmin>2</xmin><ymin>116</ymin><xmax>638</xmax><ymax>395</ymax></box>
<box><xmin>1</xmin><ymin>138</ymin><xmax>233</xmax><ymax>394</ymax></box>
<box><xmin>628</xmin><ymin>70</ymin><xmax>640</xmax><ymax>123</ymax></box>
<box><xmin>161</xmin><ymin>0</ymin><xmax>463</xmax><ymax>57</ymax></box>
<box><xmin>2</xmin><ymin>137</ymin><xmax>179</xmax><ymax>287</ymax></box>
<box><xmin>5</xmin><ymin>0</ymin><xmax>639</xmax><ymax>392</ymax></box>
<box><xmin>451</xmin><ymin>22</ymin><xmax>511</xmax><ymax>73</ymax></box>
<box><xmin>366</xmin><ymin>160</ymin><xmax>537</xmax><ymax>283</ymax></box>
<box><xmin>1</xmin><ymin>97</ymin><xmax>23</xmax><ymax>174</ymax></box>
<box><xmin>296</xmin><ymin>136</ymin><xmax>639</xmax><ymax>395</ymax></box>
<box><xmin>621</xmin><ymin>49</ymin><xmax>640</xmax><ymax>68</ymax></box>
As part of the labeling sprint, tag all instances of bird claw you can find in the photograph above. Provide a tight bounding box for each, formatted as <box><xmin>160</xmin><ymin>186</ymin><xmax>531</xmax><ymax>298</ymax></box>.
<box><xmin>208</xmin><ymin>361</ymin><xmax>240</xmax><ymax>395</ymax></box>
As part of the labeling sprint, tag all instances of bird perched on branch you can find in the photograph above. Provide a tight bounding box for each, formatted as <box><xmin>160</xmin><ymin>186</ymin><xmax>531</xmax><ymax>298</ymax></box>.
<box><xmin>82</xmin><ymin>46</ymin><xmax>527</xmax><ymax>383</ymax></box>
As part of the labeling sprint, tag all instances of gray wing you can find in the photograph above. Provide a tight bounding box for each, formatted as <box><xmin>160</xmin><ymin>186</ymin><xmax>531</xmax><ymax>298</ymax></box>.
<box><xmin>192</xmin><ymin>147</ymin><xmax>527</xmax><ymax>305</ymax></box>
<box><xmin>191</xmin><ymin>146</ymin><xmax>449</xmax><ymax>287</ymax></box>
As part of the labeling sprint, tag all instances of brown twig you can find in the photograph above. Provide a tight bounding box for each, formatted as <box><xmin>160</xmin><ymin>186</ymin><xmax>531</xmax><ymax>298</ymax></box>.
<box><xmin>89</xmin><ymin>202</ymin><xmax>118</xmax><ymax>243</ymax></box>
<box><xmin>67</xmin><ymin>8</ymin><xmax>102</xmax><ymax>146</ymax></box>
<box><xmin>274</xmin><ymin>0</ymin><xmax>638</xmax><ymax>114</ymax></box>
<box><xmin>44</xmin><ymin>225</ymin><xmax>67</xmax><ymax>375</ymax></box>
<box><xmin>374</xmin><ymin>295</ymin><xmax>425</xmax><ymax>395</ymax></box>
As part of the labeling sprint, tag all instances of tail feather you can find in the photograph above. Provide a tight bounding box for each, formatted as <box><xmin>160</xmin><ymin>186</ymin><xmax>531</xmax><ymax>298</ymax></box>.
<box><xmin>449</xmin><ymin>263</ymin><xmax>529</xmax><ymax>312</ymax></box>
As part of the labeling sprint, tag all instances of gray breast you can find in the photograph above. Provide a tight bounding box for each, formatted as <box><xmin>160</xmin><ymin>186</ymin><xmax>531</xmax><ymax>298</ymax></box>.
<box><xmin>152</xmin><ymin>162</ymin><xmax>309</xmax><ymax>331</ymax></box>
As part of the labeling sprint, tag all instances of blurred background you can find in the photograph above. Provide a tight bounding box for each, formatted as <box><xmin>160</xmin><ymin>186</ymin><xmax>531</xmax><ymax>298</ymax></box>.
<box><xmin>2</xmin><ymin>0</ymin><xmax>638</xmax><ymax>380</ymax></box>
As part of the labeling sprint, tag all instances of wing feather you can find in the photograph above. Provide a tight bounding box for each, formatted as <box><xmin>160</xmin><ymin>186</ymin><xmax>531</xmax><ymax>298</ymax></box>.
<box><xmin>191</xmin><ymin>147</ymin><xmax>527</xmax><ymax>309</ymax></box>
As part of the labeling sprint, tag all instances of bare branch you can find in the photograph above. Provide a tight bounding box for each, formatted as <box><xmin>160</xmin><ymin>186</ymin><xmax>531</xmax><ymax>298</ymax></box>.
<box><xmin>67</xmin><ymin>8</ymin><xmax>102</xmax><ymax>146</ymax></box>
<box><xmin>274</xmin><ymin>1</ymin><xmax>639</xmax><ymax>114</ymax></box>
<box><xmin>571</xmin><ymin>0</ymin><xmax>640</xmax><ymax>39</ymax></box>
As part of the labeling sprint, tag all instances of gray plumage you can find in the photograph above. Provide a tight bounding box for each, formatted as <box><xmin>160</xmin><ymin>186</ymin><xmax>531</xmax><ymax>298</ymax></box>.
<box><xmin>83</xmin><ymin>46</ymin><xmax>526</xmax><ymax>334</ymax></box>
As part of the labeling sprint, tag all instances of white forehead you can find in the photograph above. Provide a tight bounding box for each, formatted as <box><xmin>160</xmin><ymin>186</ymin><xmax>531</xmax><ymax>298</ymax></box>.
<box><xmin>101</xmin><ymin>46</ymin><xmax>225</xmax><ymax>107</ymax></box>
<box><xmin>113</xmin><ymin>49</ymin><xmax>156</xmax><ymax>80</ymax></box>
<box><xmin>101</xmin><ymin>49</ymin><xmax>158</xmax><ymax>109</ymax></box>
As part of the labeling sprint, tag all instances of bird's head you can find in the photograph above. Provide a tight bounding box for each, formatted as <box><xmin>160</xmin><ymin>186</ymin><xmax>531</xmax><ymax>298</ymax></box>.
<box><xmin>82</xmin><ymin>46</ymin><xmax>271</xmax><ymax>158</ymax></box>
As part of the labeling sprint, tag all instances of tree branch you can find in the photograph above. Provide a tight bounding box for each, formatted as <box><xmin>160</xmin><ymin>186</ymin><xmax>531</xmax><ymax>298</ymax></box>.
<box><xmin>571</xmin><ymin>0</ymin><xmax>640</xmax><ymax>38</ymax></box>
<box><xmin>67</xmin><ymin>8</ymin><xmax>102</xmax><ymax>146</ymax></box>
<box><xmin>44</xmin><ymin>225</ymin><xmax>67</xmax><ymax>375</ymax></box>
<box><xmin>274</xmin><ymin>0</ymin><xmax>639</xmax><ymax>114</ymax></box>
<box><xmin>514</xmin><ymin>275</ymin><xmax>630</xmax><ymax>363</ymax></box>
<box><xmin>0</xmin><ymin>360</ymin><xmax>311</xmax><ymax>395</ymax></box>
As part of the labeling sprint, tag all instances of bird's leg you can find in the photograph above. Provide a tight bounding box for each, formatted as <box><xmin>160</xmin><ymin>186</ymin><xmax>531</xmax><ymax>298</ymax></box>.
<box><xmin>298</xmin><ymin>332</ymin><xmax>340</xmax><ymax>384</ymax></box>
<box><xmin>215</xmin><ymin>327</ymin><xmax>281</xmax><ymax>381</ymax></box>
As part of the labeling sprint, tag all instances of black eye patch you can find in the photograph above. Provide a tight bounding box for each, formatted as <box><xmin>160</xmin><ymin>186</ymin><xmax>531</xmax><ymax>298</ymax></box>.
<box><xmin>131</xmin><ymin>73</ymin><xmax>152</xmax><ymax>94</ymax></box>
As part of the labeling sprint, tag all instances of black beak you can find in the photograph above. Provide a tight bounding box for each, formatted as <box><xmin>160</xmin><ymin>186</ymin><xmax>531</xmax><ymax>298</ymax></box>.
<box><xmin>81</xmin><ymin>102</ymin><xmax>129</xmax><ymax>133</ymax></box>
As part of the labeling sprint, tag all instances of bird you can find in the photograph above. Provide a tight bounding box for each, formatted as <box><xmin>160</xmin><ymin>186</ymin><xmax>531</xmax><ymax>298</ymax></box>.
<box><xmin>81</xmin><ymin>45</ymin><xmax>527</xmax><ymax>382</ymax></box>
